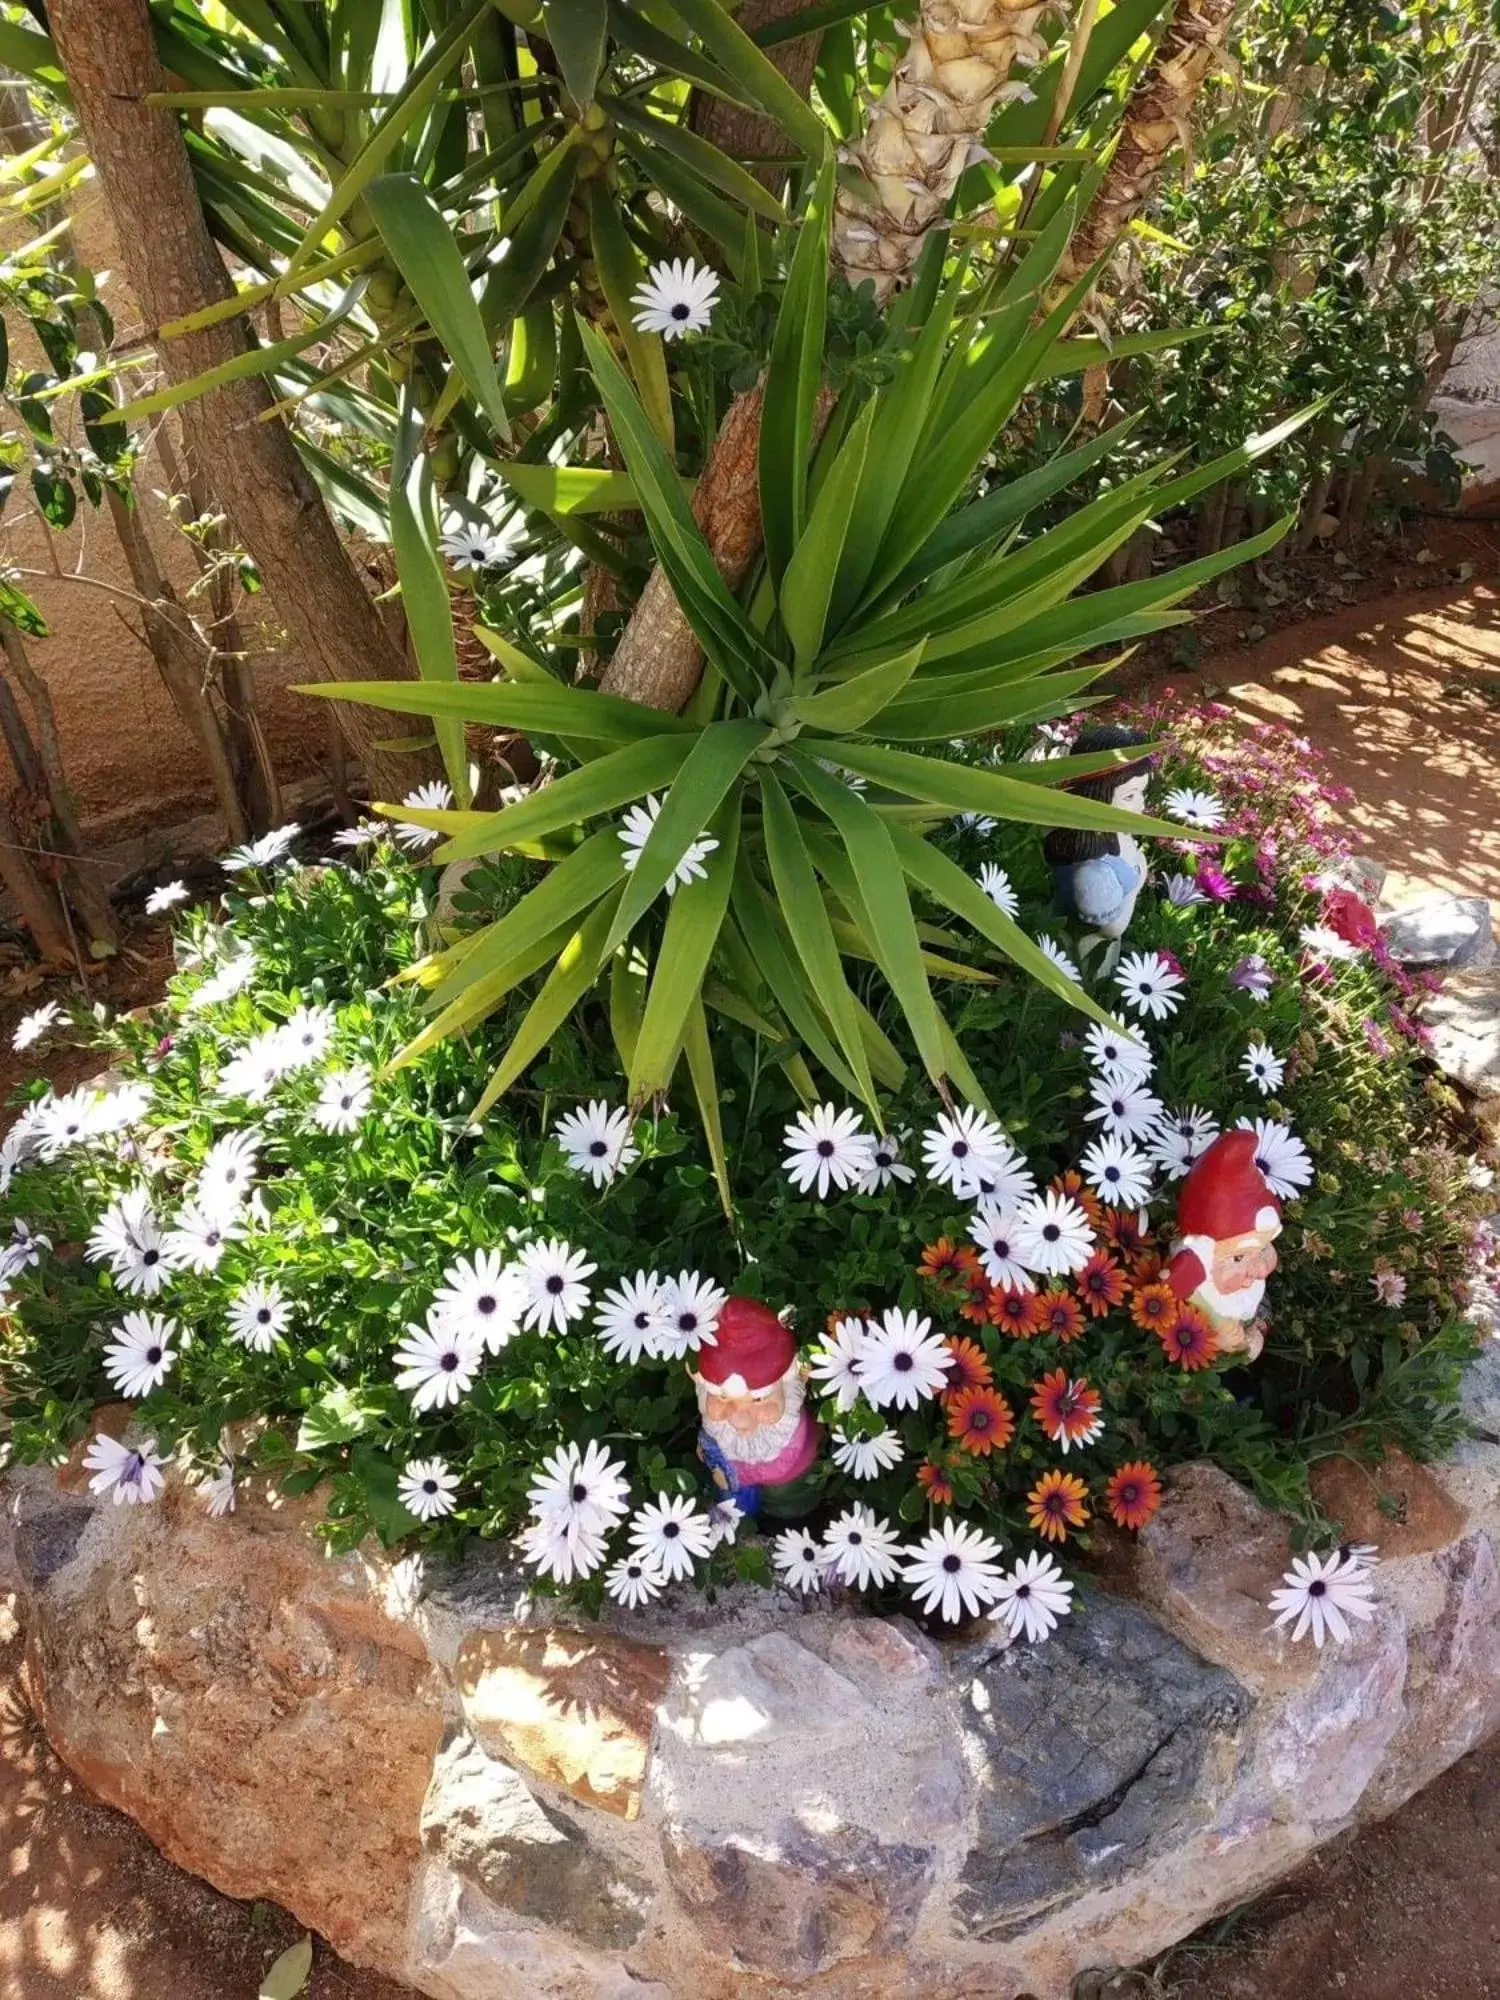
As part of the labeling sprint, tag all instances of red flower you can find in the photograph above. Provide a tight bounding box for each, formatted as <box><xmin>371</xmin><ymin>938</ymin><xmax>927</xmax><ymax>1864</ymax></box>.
<box><xmin>1050</xmin><ymin>1169</ymin><xmax>1104</xmax><ymax>1232</ymax></box>
<box><xmin>1157</xmin><ymin>1301</ymin><xmax>1220</xmax><ymax>1371</ymax></box>
<box><xmin>1026</xmin><ymin>1469</ymin><xmax>1090</xmax><ymax>1543</ymax></box>
<box><xmin>957</xmin><ymin>1277</ymin><xmax>994</xmax><ymax>1326</ymax></box>
<box><xmin>990</xmin><ymin>1287</ymin><xmax>1044</xmax><ymax>1338</ymax></box>
<box><xmin>1131</xmin><ymin>1248</ymin><xmax>1165</xmax><ymax>1287</ymax></box>
<box><xmin>1104</xmin><ymin>1208</ymin><xmax>1151</xmax><ymax>1258</ymax></box>
<box><xmin>919</xmin><ymin>1238</ymin><xmax>964</xmax><ymax>1289</ymax></box>
<box><xmin>1075</xmin><ymin>1252</ymin><xmax>1127</xmax><ymax>1318</ymax></box>
<box><xmin>917</xmin><ymin>1459</ymin><xmax>955</xmax><ymax>1505</ymax></box>
<box><xmin>943</xmin><ymin>1336</ymin><xmax>993</xmax><ymax>1396</ymax></box>
<box><xmin>1130</xmin><ymin>1280</ymin><xmax>1180</xmax><ymax>1335</ymax></box>
<box><xmin>946</xmin><ymin>1385</ymin><xmax>1016</xmax><ymax>1456</ymax></box>
<box><xmin>1105</xmin><ymin>1461</ymin><xmax>1163</xmax><ymax>1531</ymax></box>
<box><xmin>1030</xmin><ymin>1369</ymin><xmax>1103</xmax><ymax>1450</ymax></box>
<box><xmin>1033</xmin><ymin>1288</ymin><xmax>1086</xmax><ymax>1343</ymax></box>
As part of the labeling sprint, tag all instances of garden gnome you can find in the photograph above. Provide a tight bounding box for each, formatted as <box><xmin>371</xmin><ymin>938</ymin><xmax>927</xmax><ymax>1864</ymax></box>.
<box><xmin>690</xmin><ymin>1297</ymin><xmax>822</xmax><ymax>1520</ymax></box>
<box><xmin>1166</xmin><ymin>1129</ymin><xmax>1282</xmax><ymax>1360</ymax></box>
<box><xmin>1041</xmin><ymin>725</ymin><xmax>1155</xmax><ymax>971</ymax></box>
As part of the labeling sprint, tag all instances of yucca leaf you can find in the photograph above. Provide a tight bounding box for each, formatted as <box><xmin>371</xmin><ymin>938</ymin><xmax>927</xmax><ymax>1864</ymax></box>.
<box><xmin>1034</xmin><ymin>326</ymin><xmax>1211</xmax><ymax>385</ymax></box>
<box><xmin>106</xmin><ymin>291</ymin><xmax>357</xmax><ymax>425</ymax></box>
<box><xmin>781</xmin><ymin>401</ymin><xmax>875</xmax><ymax>670</ymax></box>
<box><xmin>609</xmin><ymin>942</ymin><xmax>649</xmax><ymax>1071</ymax></box>
<box><xmin>760</xmin><ymin>154</ymin><xmax>835</xmax><ymax>586</ymax></box>
<box><xmin>542</xmin><ymin>0</ymin><xmax>608</xmax><ymax>105</ymax></box>
<box><xmin>425</xmin><ymin>827</ymin><xmax>623</xmax><ymax>1013</ymax></box>
<box><xmin>365</xmin><ymin>173</ymin><xmax>510</xmax><ymax>439</ymax></box>
<box><xmin>407</xmin><ymin>734</ymin><xmax>691</xmax><ymax>863</ymax></box>
<box><xmin>872</xmin><ymin>659</ymin><xmax>1125</xmax><ymax>740</ymax></box>
<box><xmin>473</xmin><ymin>890</ymin><xmax>623</xmax><ymax>1119</ymax></box>
<box><xmin>603</xmin><ymin>718</ymin><xmax>768</xmax><ymax>956</ymax></box>
<box><xmin>606</xmin><ymin>1</ymin><xmax>755</xmax><ymax>105</ymax></box>
<box><xmin>391</xmin><ymin>914</ymin><xmax>581</xmax><ymax>1065</ymax></box>
<box><xmin>621</xmin><ymin>133</ymin><xmax>752</xmax><ymax>279</ymax></box>
<box><xmin>729</xmin><ymin>870</ymin><xmax>863</xmax><ymax>1096</ymax></box>
<box><xmin>604</xmin><ymin>92</ymin><xmax>786</xmax><ymax>223</ymax></box>
<box><xmin>490</xmin><ymin>463</ymin><xmax>653</xmax><ymax>516</ymax></box>
<box><xmin>387</xmin><ymin>419</ymin><xmax>471</xmax><ymax>805</ymax></box>
<box><xmin>793</xmin><ymin>639</ymin><xmax>924</xmax><ymax>733</ymax></box>
<box><xmin>628</xmin><ymin>798</ymin><xmax>740</xmax><ymax>1100</ymax></box>
<box><xmin>682</xmin><ymin>994</ymin><xmax>734</xmax><ymax>1216</ymax></box>
<box><xmin>665</xmin><ymin>0</ymin><xmax>830</xmax><ymax>160</ymax></box>
<box><xmin>297</xmin><ymin>674</ymin><xmax>691</xmax><ymax>740</ymax></box>
<box><xmin>586</xmin><ymin>180</ymin><xmax>673</xmax><ymax>449</ymax></box>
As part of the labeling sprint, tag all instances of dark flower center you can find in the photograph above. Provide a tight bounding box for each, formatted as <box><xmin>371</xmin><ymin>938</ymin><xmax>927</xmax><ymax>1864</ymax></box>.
<box><xmin>942</xmin><ymin>1553</ymin><xmax>962</xmax><ymax>1573</ymax></box>
<box><xmin>633</xmin><ymin>1311</ymin><xmax>651</xmax><ymax>1329</ymax></box>
<box><xmin>206</xmin><ymin>1230</ymin><xmax>221</xmax><ymax>1248</ymax></box>
<box><xmin>663</xmin><ymin>1521</ymin><xmax>680</xmax><ymax>1538</ymax></box>
<box><xmin>571</xmin><ymin>1482</ymin><xmax>589</xmax><ymax>1502</ymax></box>
<box><xmin>423</xmin><ymin>1480</ymin><xmax>438</xmax><ymax>1495</ymax></box>
<box><xmin>256</xmin><ymin>1308</ymin><xmax>271</xmax><ymax>1324</ymax></box>
<box><xmin>1016</xmin><ymin>1583</ymin><xmax>1031</xmax><ymax>1599</ymax></box>
<box><xmin>670</xmin><ymin>301</ymin><xmax>690</xmax><ymax>319</ymax></box>
<box><xmin>1309</xmin><ymin>1579</ymin><xmax>1326</xmax><ymax>1598</ymax></box>
<box><xmin>969</xmin><ymin>1410</ymin><xmax>992</xmax><ymax>1431</ymax></box>
<box><xmin>477</xmin><ymin>1295</ymin><xmax>496</xmax><ymax>1315</ymax></box>
<box><xmin>546</xmin><ymin>1274</ymin><xmax>565</xmax><ymax>1294</ymax></box>
<box><xmin>441</xmin><ymin>1350</ymin><xmax>459</xmax><ymax>1371</ymax></box>
<box><xmin>340</xmin><ymin>1095</ymin><xmax>353</xmax><ymax>1110</ymax></box>
<box><xmin>143</xmin><ymin>1249</ymin><xmax>160</xmax><ymax>1267</ymax></box>
<box><xmin>894</xmin><ymin>1351</ymin><xmax>913</xmax><ymax>1372</ymax></box>
<box><xmin>146</xmin><ymin>1346</ymin><xmax>163</xmax><ymax>1364</ymax></box>
<box><xmin>848</xmin><ymin>1531</ymin><xmax>863</xmax><ymax>1546</ymax></box>
<box><xmin>1043</xmin><ymin>1224</ymin><xmax>1060</xmax><ymax>1242</ymax></box>
<box><xmin>816</xmin><ymin>1138</ymin><xmax>836</xmax><ymax>1157</ymax></box>
<box><xmin>589</xmin><ymin>1139</ymin><xmax>608</xmax><ymax>1156</ymax></box>
<box><xmin>951</xmin><ymin>1140</ymin><xmax>969</xmax><ymax>1158</ymax></box>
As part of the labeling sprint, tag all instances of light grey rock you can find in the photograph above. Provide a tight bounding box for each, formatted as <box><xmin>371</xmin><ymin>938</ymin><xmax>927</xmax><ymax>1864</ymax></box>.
<box><xmin>952</xmin><ymin>1588</ymin><xmax>1250</xmax><ymax>1939</ymax></box>
<box><xmin>1422</xmin><ymin>970</ymin><xmax>1500</xmax><ymax>1099</ymax></box>
<box><xmin>1380</xmin><ymin>895</ymin><xmax>1496</xmax><ymax>971</ymax></box>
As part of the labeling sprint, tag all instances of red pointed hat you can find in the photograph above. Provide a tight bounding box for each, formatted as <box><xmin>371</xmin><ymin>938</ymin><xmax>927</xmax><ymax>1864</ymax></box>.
<box><xmin>695</xmin><ymin>1296</ymin><xmax>796</xmax><ymax>1390</ymax></box>
<box><xmin>1177</xmin><ymin>1129</ymin><xmax>1281</xmax><ymax>1239</ymax></box>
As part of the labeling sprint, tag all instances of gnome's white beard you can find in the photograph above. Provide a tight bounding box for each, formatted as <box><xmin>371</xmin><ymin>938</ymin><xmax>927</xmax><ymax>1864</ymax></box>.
<box><xmin>1183</xmin><ymin>1236</ymin><xmax>1264</xmax><ymax>1324</ymax></box>
<box><xmin>702</xmin><ymin>1374</ymin><xmax>807</xmax><ymax>1465</ymax></box>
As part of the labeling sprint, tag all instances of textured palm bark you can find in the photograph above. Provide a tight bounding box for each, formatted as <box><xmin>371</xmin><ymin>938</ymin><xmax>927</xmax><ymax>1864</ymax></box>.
<box><xmin>47</xmin><ymin>0</ymin><xmax>438</xmax><ymax>802</ymax></box>
<box><xmin>831</xmin><ymin>0</ymin><xmax>1052</xmax><ymax>302</ymax></box>
<box><xmin>599</xmin><ymin>389</ymin><xmax>767</xmax><ymax>712</ymax></box>
<box><xmin>691</xmin><ymin>0</ymin><xmax>820</xmax><ymax>190</ymax></box>
<box><xmin>1061</xmin><ymin>0</ymin><xmax>1240</xmax><ymax>281</ymax></box>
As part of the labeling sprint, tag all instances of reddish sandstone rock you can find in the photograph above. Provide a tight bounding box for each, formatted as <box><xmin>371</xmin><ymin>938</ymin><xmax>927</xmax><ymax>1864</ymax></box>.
<box><xmin>1310</xmin><ymin>1447</ymin><xmax>1469</xmax><ymax>1559</ymax></box>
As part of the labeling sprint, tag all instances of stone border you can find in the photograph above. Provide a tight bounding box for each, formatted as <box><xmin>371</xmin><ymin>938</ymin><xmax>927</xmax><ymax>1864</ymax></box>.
<box><xmin>4</xmin><ymin>1339</ymin><xmax>1500</xmax><ymax>2000</ymax></box>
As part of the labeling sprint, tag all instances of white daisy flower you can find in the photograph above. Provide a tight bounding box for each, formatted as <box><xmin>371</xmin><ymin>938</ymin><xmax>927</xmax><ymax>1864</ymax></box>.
<box><xmin>1336</xmin><ymin>1542</ymin><xmax>1380</xmax><ymax>1579</ymax></box>
<box><xmin>393</xmin><ymin>780</ymin><xmax>455</xmax><ymax>853</ymax></box>
<box><xmin>331</xmin><ymin>821</ymin><xmax>383</xmax><ymax>851</ymax></box>
<box><xmin>1298</xmin><ymin>923</ymin><xmax>1362</xmax><ymax>963</ymax></box>
<box><xmin>772</xmin><ymin>1525</ymin><xmax>827</xmax><ymax>1594</ymax></box>
<box><xmin>1011</xmin><ymin>1189</ymin><xmax>1095</xmax><ymax>1277</ymax></box>
<box><xmin>1036</xmin><ymin>933</ymin><xmax>1081</xmax><ymax>983</ymax></box>
<box><xmin>1085</xmin><ymin>1072</ymin><xmax>1165</xmax><ymax>1142</ymax></box>
<box><xmin>856</xmin><ymin>1129</ymin><xmax>915</xmax><ymax>1193</ymax></box>
<box><xmin>0</xmin><ymin>1218</ymin><xmax>48</xmax><ymax>1281</ymax></box>
<box><xmin>956</xmin><ymin>811</ymin><xmax>998</xmax><ymax>834</ymax></box>
<box><xmin>989</xmin><ymin>1550</ymin><xmax>1074</xmax><ymax>1643</ymax></box>
<box><xmin>1078</xmin><ymin>1134</ymin><xmax>1153</xmax><ymax>1210</ymax></box>
<box><xmin>13</xmin><ymin>1001</ymin><xmax>61</xmax><ymax>1051</ymax></box>
<box><xmin>1162</xmin><ymin>786</ymin><xmax>1225</xmax><ymax>830</ymax></box>
<box><xmin>34</xmin><ymin>1087</ymin><xmax>103</xmax><ymax>1160</ymax></box>
<box><xmin>655</xmin><ymin>1270</ymin><xmax>726</xmax><ymax>1358</ymax></box>
<box><xmin>146</xmin><ymin>880</ymin><xmax>190</xmax><ymax>915</ymax></box>
<box><xmin>228</xmin><ymin>1279</ymin><xmax>290</xmax><ymax>1352</ymax></box>
<box><xmin>594</xmin><ymin>1270</ymin><xmax>669</xmax><ymax>1364</ymax></box>
<box><xmin>822</xmin><ymin>1505</ymin><xmax>903</xmax><ymax>1590</ymax></box>
<box><xmin>398</xmin><ymin>1456</ymin><xmax>460</xmax><ymax>1522</ymax></box>
<box><xmin>553</xmin><ymin>1099</ymin><xmax>638</xmax><ymax>1186</ymax></box>
<box><xmin>197</xmin><ymin>1129</ymin><xmax>260</xmax><ymax>1216</ymax></box>
<box><xmin>519</xmin><ymin>1512</ymin><xmax>608</xmax><ymax>1584</ymax></box>
<box><xmin>969</xmin><ymin>1201</ymin><xmax>1035</xmax><ymax>1293</ymax></box>
<box><xmin>222</xmin><ymin>823</ymin><xmax>300</xmax><ymax>873</ymax></box>
<box><xmin>432</xmin><ymin>1248</ymin><xmax>526</xmax><ymax>1353</ymax></box>
<box><xmin>903</xmin><ymin>1518</ymin><xmax>1005</xmax><ymax>1623</ymax></box>
<box><xmin>1147</xmin><ymin>1105</ymin><xmax>1220</xmax><ymax>1180</ymax></box>
<box><xmin>103</xmin><ymin>1311</ymin><xmax>179</xmax><ymax>1398</ymax></box>
<box><xmin>605</xmin><ymin>1550</ymin><xmax>668</xmax><ymax>1608</ymax></box>
<box><xmin>0</xmin><ymin>1103</ymin><xmax>47</xmax><ymax>1189</ymax></box>
<box><xmin>527</xmin><ymin>1438</ymin><xmax>631</xmax><ymax>1538</ymax></box>
<box><xmin>163</xmin><ymin>1200</ymin><xmax>242</xmax><ymax>1275</ymax></box>
<box><xmin>311</xmin><ymin>1064</ymin><xmax>373</xmax><ymax>1135</ymax></box>
<box><xmin>1241</xmin><ymin>1040</ymin><xmax>1285</xmax><ymax>1095</ymax></box>
<box><xmin>90</xmin><ymin>1081</ymin><xmax>152</xmax><ymax>1139</ymax></box>
<box><xmin>1237</xmin><ymin>1116</ymin><xmax>1314</xmax><ymax>1200</ymax></box>
<box><xmin>967</xmin><ymin>1139</ymin><xmax>1037</xmax><ymax>1210</ymax></box>
<box><xmin>1115</xmin><ymin>950</ymin><xmax>1185</xmax><ymax>1020</ymax></box>
<box><xmin>1268</xmin><ymin>1549</ymin><xmax>1377</xmax><ymax>1647</ymax></box>
<box><xmin>630</xmin><ymin>256</ymin><xmax>719</xmax><ymax>339</ymax></box>
<box><xmin>196</xmin><ymin>1456</ymin><xmax>236</xmax><ymax>1519</ymax></box>
<box><xmin>87</xmin><ymin>1187</ymin><xmax>170</xmax><ymax>1297</ymax></box>
<box><xmin>617</xmin><ymin>793</ymin><xmax>719</xmax><ymax>895</ymax></box>
<box><xmin>182</xmin><ymin>946</ymin><xmax>259</xmax><ymax>1014</ymax></box>
<box><xmin>920</xmin><ymin>1104</ymin><xmax>1014</xmax><ymax>1200</ymax></box>
<box><xmin>831</xmin><ymin>1426</ymin><xmax>905</xmax><ymax>1480</ymax></box>
<box><xmin>83</xmin><ymin>1433</ymin><xmax>165</xmax><ymax>1506</ymax></box>
<box><xmin>782</xmin><ymin>1103</ymin><xmax>876</xmax><ymax>1200</ymax></box>
<box><xmin>276</xmin><ymin>1003</ymin><xmax>336</xmax><ymax>1070</ymax></box>
<box><xmin>216</xmin><ymin>1029</ymin><xmax>293</xmax><ymax>1104</ymax></box>
<box><xmin>393</xmin><ymin>1314</ymin><xmax>484</xmax><ymax>1411</ymax></box>
<box><xmin>1165</xmin><ymin>872</ymin><xmax>1206</xmax><ymax>907</ymax></box>
<box><xmin>629</xmin><ymin>1493</ymin><xmax>714</xmax><ymax>1582</ymax></box>
<box><xmin>859</xmin><ymin>1308</ymin><xmax>952</xmax><ymax>1410</ymax></box>
<box><xmin>706</xmin><ymin>1497</ymin><xmax>743</xmax><ymax>1548</ymax></box>
<box><xmin>808</xmin><ymin>1316</ymin><xmax>869</xmax><ymax>1412</ymax></box>
<box><xmin>976</xmin><ymin>863</ymin><xmax>1019</xmax><ymax>917</ymax></box>
<box><xmin>438</xmin><ymin>521</ymin><xmax>503</xmax><ymax>569</ymax></box>
<box><xmin>516</xmin><ymin>1237</ymin><xmax>596</xmax><ymax>1335</ymax></box>
<box><xmin>1083</xmin><ymin>1022</ymin><xmax>1154</xmax><ymax>1081</ymax></box>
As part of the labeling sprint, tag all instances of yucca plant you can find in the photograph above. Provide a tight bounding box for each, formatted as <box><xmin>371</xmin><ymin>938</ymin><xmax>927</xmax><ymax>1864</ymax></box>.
<box><xmin>304</xmin><ymin>168</ymin><xmax>1305</xmax><ymax>1201</ymax></box>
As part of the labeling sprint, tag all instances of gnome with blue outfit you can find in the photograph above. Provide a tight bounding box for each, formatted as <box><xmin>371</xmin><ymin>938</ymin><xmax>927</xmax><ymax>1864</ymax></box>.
<box><xmin>1041</xmin><ymin>725</ymin><xmax>1155</xmax><ymax>971</ymax></box>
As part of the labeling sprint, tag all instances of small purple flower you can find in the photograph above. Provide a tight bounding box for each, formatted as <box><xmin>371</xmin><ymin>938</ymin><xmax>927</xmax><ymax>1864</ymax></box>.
<box><xmin>1229</xmin><ymin>954</ymin><xmax>1275</xmax><ymax>1002</ymax></box>
<box><xmin>1362</xmin><ymin>1016</ymin><xmax>1393</xmax><ymax>1058</ymax></box>
<box><xmin>1195</xmin><ymin>863</ymin><xmax>1237</xmax><ymax>902</ymax></box>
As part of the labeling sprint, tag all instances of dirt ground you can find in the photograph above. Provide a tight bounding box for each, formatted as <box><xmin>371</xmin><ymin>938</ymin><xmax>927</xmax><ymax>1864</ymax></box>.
<box><xmin>3</xmin><ymin>552</ymin><xmax>1500</xmax><ymax>1997</ymax></box>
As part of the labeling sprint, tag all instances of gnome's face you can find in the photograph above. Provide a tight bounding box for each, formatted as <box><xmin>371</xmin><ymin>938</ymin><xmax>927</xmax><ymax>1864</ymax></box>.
<box><xmin>696</xmin><ymin>1365</ymin><xmax>807</xmax><ymax>1464</ymax></box>
<box><xmin>1189</xmin><ymin>1224</ymin><xmax>1280</xmax><ymax>1321</ymax></box>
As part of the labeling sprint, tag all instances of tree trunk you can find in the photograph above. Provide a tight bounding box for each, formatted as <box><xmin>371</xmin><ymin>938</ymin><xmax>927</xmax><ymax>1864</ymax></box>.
<box><xmin>0</xmin><ymin>792</ymin><xmax>72</xmax><ymax>965</ymax></box>
<box><xmin>832</xmin><ymin>0</ymin><xmax>1054</xmax><ymax>301</ymax></box>
<box><xmin>691</xmin><ymin>0</ymin><xmax>820</xmax><ymax>189</ymax></box>
<box><xmin>47</xmin><ymin>0</ymin><xmax>437</xmax><ymax>802</ymax></box>
<box><xmin>1062</xmin><ymin>0</ymin><xmax>1240</xmax><ymax>282</ymax></box>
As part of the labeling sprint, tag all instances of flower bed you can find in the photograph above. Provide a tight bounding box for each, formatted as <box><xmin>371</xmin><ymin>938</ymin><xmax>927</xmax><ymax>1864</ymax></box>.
<box><xmin>0</xmin><ymin>703</ymin><xmax>1491</xmax><ymax>1646</ymax></box>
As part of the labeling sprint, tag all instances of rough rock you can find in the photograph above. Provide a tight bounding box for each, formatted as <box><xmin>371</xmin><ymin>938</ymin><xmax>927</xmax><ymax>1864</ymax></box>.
<box><xmin>1422</xmin><ymin>968</ymin><xmax>1500</xmax><ymax>1101</ymax></box>
<box><xmin>1379</xmin><ymin>894</ymin><xmax>1496</xmax><ymax>970</ymax></box>
<box><xmin>1331</xmin><ymin>853</ymin><xmax>1388</xmax><ymax>906</ymax></box>
<box><xmin>953</xmin><ymin>1588</ymin><xmax>1250</xmax><ymax>1938</ymax></box>
<box><xmin>1310</xmin><ymin>1447</ymin><xmax>1469</xmax><ymax>1557</ymax></box>
<box><xmin>456</xmin><ymin>1626</ymin><xmax>668</xmax><ymax>1821</ymax></box>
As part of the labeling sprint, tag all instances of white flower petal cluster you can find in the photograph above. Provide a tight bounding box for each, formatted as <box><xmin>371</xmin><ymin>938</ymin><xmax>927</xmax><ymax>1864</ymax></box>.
<box><xmin>553</xmin><ymin>1100</ymin><xmax>638</xmax><ymax>1186</ymax></box>
<box><xmin>618</xmin><ymin>793</ymin><xmax>719</xmax><ymax>894</ymax></box>
<box><xmin>393</xmin><ymin>780</ymin><xmax>455</xmax><ymax>852</ymax></box>
<box><xmin>1268</xmin><ymin>1549</ymin><xmax>1377</xmax><ymax>1647</ymax></box>
<box><xmin>783</xmin><ymin>1103</ymin><xmax>876</xmax><ymax>1198</ymax></box>
<box><xmin>630</xmin><ymin>257</ymin><xmax>719</xmax><ymax>338</ymax></box>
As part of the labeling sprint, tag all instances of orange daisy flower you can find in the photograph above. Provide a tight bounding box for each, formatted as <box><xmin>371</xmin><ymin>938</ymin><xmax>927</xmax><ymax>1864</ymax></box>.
<box><xmin>919</xmin><ymin>1238</ymin><xmax>964</xmax><ymax>1288</ymax></box>
<box><xmin>1033</xmin><ymin>1288</ymin><xmax>1086</xmax><ymax>1343</ymax></box>
<box><xmin>1050</xmin><ymin>1168</ymin><xmax>1105</xmax><ymax>1232</ymax></box>
<box><xmin>1105</xmin><ymin>1460</ymin><xmax>1163</xmax><ymax>1531</ymax></box>
<box><xmin>917</xmin><ymin>1458</ymin><xmax>955</xmax><ymax>1505</ymax></box>
<box><xmin>1131</xmin><ymin>1248</ymin><xmax>1165</xmax><ymax>1287</ymax></box>
<box><xmin>1130</xmin><ymin>1280</ymin><xmax>1179</xmax><ymax>1335</ymax></box>
<box><xmin>826</xmin><ymin>1306</ymin><xmax>868</xmax><ymax>1336</ymax></box>
<box><xmin>1104</xmin><ymin>1208</ymin><xmax>1150</xmax><ymax>1257</ymax></box>
<box><xmin>946</xmin><ymin>1385</ymin><xmax>1015</xmax><ymax>1456</ymax></box>
<box><xmin>990</xmin><ymin>1286</ymin><xmax>1044</xmax><ymax>1338</ymax></box>
<box><xmin>954</xmin><ymin>1245</ymin><xmax>986</xmax><ymax>1281</ymax></box>
<box><xmin>1156</xmin><ymin>1301</ymin><xmax>1220</xmax><ymax>1371</ymax></box>
<box><xmin>1026</xmin><ymin>1468</ymin><xmax>1090</xmax><ymax>1543</ymax></box>
<box><xmin>1076</xmin><ymin>1251</ymin><xmax>1128</xmax><ymax>1318</ymax></box>
<box><xmin>943</xmin><ymin>1336</ymin><xmax>993</xmax><ymax>1396</ymax></box>
<box><xmin>1030</xmin><ymin>1369</ymin><xmax>1104</xmax><ymax>1451</ymax></box>
<box><xmin>957</xmin><ymin>1275</ymin><xmax>994</xmax><ymax>1326</ymax></box>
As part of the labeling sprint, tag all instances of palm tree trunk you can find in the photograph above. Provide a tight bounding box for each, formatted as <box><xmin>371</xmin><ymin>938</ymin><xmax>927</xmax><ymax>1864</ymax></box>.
<box><xmin>832</xmin><ymin>0</ymin><xmax>1054</xmax><ymax>301</ymax></box>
